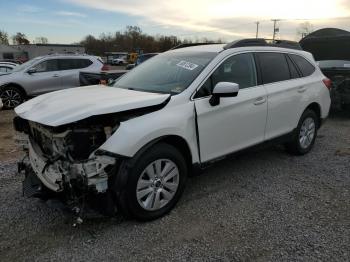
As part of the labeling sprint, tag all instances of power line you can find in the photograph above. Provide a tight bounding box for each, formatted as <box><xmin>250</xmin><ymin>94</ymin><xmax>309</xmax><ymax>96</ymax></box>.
<box><xmin>271</xmin><ymin>19</ymin><xmax>281</xmax><ymax>40</ymax></box>
<box><xmin>255</xmin><ymin>21</ymin><xmax>260</xmax><ymax>38</ymax></box>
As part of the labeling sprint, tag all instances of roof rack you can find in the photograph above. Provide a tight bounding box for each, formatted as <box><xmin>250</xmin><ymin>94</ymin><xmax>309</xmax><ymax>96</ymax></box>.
<box><xmin>170</xmin><ymin>43</ymin><xmax>221</xmax><ymax>50</ymax></box>
<box><xmin>223</xmin><ymin>38</ymin><xmax>302</xmax><ymax>50</ymax></box>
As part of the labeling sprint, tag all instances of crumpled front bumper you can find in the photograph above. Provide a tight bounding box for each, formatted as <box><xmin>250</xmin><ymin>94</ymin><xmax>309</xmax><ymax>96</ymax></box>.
<box><xmin>22</xmin><ymin>138</ymin><xmax>116</xmax><ymax>194</ymax></box>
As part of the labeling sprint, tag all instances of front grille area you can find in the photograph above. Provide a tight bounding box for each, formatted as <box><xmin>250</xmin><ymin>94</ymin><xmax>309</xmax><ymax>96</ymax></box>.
<box><xmin>29</xmin><ymin>124</ymin><xmax>55</xmax><ymax>156</ymax></box>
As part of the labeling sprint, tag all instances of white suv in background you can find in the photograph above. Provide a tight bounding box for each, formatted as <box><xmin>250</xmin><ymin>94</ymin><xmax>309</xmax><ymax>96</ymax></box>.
<box><xmin>0</xmin><ymin>54</ymin><xmax>104</xmax><ymax>109</ymax></box>
<box><xmin>14</xmin><ymin>39</ymin><xmax>331</xmax><ymax>221</ymax></box>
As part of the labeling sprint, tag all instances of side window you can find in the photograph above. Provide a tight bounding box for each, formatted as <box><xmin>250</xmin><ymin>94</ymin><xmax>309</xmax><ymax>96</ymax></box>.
<box><xmin>257</xmin><ymin>53</ymin><xmax>290</xmax><ymax>84</ymax></box>
<box><xmin>35</xmin><ymin>59</ymin><xmax>59</xmax><ymax>72</ymax></box>
<box><xmin>59</xmin><ymin>59</ymin><xmax>76</xmax><ymax>70</ymax></box>
<box><xmin>59</xmin><ymin>59</ymin><xmax>93</xmax><ymax>70</ymax></box>
<box><xmin>286</xmin><ymin>55</ymin><xmax>300</xmax><ymax>79</ymax></box>
<box><xmin>194</xmin><ymin>53</ymin><xmax>257</xmax><ymax>98</ymax></box>
<box><xmin>77</xmin><ymin>59</ymin><xmax>93</xmax><ymax>68</ymax></box>
<box><xmin>289</xmin><ymin>54</ymin><xmax>315</xmax><ymax>77</ymax></box>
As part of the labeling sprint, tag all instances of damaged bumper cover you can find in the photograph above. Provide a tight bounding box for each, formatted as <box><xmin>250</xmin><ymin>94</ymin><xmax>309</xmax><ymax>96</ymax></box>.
<box><xmin>22</xmin><ymin>138</ymin><xmax>116</xmax><ymax>194</ymax></box>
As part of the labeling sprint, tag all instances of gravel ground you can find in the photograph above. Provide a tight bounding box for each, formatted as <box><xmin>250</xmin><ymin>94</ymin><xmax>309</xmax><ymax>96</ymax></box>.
<box><xmin>0</xmin><ymin>111</ymin><xmax>349</xmax><ymax>261</ymax></box>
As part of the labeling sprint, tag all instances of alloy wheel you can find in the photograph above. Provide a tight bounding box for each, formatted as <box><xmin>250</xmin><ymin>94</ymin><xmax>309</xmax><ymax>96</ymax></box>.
<box><xmin>299</xmin><ymin>117</ymin><xmax>316</xmax><ymax>149</ymax></box>
<box><xmin>136</xmin><ymin>159</ymin><xmax>180</xmax><ymax>211</ymax></box>
<box><xmin>0</xmin><ymin>89</ymin><xmax>22</xmax><ymax>108</ymax></box>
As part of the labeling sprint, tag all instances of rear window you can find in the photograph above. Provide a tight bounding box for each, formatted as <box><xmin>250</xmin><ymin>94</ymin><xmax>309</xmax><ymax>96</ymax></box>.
<box><xmin>257</xmin><ymin>53</ymin><xmax>290</xmax><ymax>84</ymax></box>
<box><xmin>289</xmin><ymin>54</ymin><xmax>315</xmax><ymax>77</ymax></box>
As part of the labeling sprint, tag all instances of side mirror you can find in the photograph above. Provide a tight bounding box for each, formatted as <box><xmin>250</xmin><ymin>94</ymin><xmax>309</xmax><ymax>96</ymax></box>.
<box><xmin>209</xmin><ymin>82</ymin><xmax>239</xmax><ymax>106</ymax></box>
<box><xmin>27</xmin><ymin>68</ymin><xmax>37</xmax><ymax>74</ymax></box>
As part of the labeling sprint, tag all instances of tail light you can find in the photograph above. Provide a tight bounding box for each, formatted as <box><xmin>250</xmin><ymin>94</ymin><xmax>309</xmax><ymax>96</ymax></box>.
<box><xmin>101</xmin><ymin>64</ymin><xmax>109</xmax><ymax>71</ymax></box>
<box><xmin>323</xmin><ymin>78</ymin><xmax>332</xmax><ymax>90</ymax></box>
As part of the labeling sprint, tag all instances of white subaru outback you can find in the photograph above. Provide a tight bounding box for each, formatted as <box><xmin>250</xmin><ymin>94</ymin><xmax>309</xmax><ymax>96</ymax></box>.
<box><xmin>14</xmin><ymin>39</ymin><xmax>331</xmax><ymax>221</ymax></box>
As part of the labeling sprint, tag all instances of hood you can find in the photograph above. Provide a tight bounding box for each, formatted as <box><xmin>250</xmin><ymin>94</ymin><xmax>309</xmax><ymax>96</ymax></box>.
<box><xmin>15</xmin><ymin>85</ymin><xmax>170</xmax><ymax>126</ymax></box>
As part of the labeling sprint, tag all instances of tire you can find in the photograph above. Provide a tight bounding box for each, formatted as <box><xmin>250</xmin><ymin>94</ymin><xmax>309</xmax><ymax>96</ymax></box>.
<box><xmin>113</xmin><ymin>143</ymin><xmax>188</xmax><ymax>221</ymax></box>
<box><xmin>285</xmin><ymin>109</ymin><xmax>319</xmax><ymax>155</ymax></box>
<box><xmin>0</xmin><ymin>86</ymin><xmax>25</xmax><ymax>109</ymax></box>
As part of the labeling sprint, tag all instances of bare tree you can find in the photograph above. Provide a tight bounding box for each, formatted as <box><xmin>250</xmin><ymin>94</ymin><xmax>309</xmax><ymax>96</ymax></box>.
<box><xmin>297</xmin><ymin>22</ymin><xmax>314</xmax><ymax>39</ymax></box>
<box><xmin>34</xmin><ymin>36</ymin><xmax>48</xmax><ymax>44</ymax></box>
<box><xmin>12</xmin><ymin>32</ymin><xmax>30</xmax><ymax>45</ymax></box>
<box><xmin>0</xmin><ymin>30</ymin><xmax>9</xmax><ymax>45</ymax></box>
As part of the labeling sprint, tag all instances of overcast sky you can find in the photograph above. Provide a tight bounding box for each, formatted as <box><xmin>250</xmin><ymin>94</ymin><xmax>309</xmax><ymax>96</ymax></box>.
<box><xmin>1</xmin><ymin>0</ymin><xmax>350</xmax><ymax>44</ymax></box>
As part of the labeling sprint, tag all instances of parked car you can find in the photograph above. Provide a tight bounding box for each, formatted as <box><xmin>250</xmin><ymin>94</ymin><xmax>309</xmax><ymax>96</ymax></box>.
<box><xmin>0</xmin><ymin>63</ymin><xmax>17</xmax><ymax>75</ymax></box>
<box><xmin>318</xmin><ymin>60</ymin><xmax>350</xmax><ymax>110</ymax></box>
<box><xmin>14</xmin><ymin>39</ymin><xmax>331</xmax><ymax>221</ymax></box>
<box><xmin>126</xmin><ymin>53</ymin><xmax>159</xmax><ymax>70</ymax></box>
<box><xmin>111</xmin><ymin>56</ymin><xmax>127</xmax><ymax>65</ymax></box>
<box><xmin>79</xmin><ymin>69</ymin><xmax>127</xmax><ymax>86</ymax></box>
<box><xmin>0</xmin><ymin>54</ymin><xmax>104</xmax><ymax>109</ymax></box>
<box><xmin>0</xmin><ymin>59</ymin><xmax>22</xmax><ymax>65</ymax></box>
<box><xmin>0</xmin><ymin>61</ymin><xmax>19</xmax><ymax>67</ymax></box>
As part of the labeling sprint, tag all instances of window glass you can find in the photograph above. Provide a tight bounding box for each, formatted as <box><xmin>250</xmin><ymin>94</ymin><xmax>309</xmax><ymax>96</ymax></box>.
<box><xmin>114</xmin><ymin>51</ymin><xmax>216</xmax><ymax>94</ymax></box>
<box><xmin>258</xmin><ymin>53</ymin><xmax>290</xmax><ymax>84</ymax></box>
<box><xmin>59</xmin><ymin>59</ymin><xmax>93</xmax><ymax>70</ymax></box>
<box><xmin>290</xmin><ymin>54</ymin><xmax>315</xmax><ymax>77</ymax></box>
<box><xmin>286</xmin><ymin>55</ymin><xmax>300</xmax><ymax>79</ymax></box>
<box><xmin>35</xmin><ymin>59</ymin><xmax>59</xmax><ymax>72</ymax></box>
<box><xmin>194</xmin><ymin>53</ymin><xmax>257</xmax><ymax>98</ymax></box>
<box><xmin>0</xmin><ymin>66</ymin><xmax>10</xmax><ymax>72</ymax></box>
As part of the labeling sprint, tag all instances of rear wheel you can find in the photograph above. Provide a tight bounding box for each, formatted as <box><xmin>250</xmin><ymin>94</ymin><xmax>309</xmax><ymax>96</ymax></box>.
<box><xmin>114</xmin><ymin>143</ymin><xmax>187</xmax><ymax>221</ymax></box>
<box><xmin>285</xmin><ymin>109</ymin><xmax>318</xmax><ymax>155</ymax></box>
<box><xmin>0</xmin><ymin>86</ymin><xmax>25</xmax><ymax>109</ymax></box>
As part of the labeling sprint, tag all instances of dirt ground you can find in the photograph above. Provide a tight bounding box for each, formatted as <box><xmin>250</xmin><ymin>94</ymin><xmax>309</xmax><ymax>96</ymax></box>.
<box><xmin>0</xmin><ymin>110</ymin><xmax>21</xmax><ymax>161</ymax></box>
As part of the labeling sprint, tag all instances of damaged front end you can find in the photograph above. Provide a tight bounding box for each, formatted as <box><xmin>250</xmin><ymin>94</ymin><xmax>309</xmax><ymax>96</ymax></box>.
<box><xmin>14</xmin><ymin>115</ymin><xmax>120</xmax><ymax>216</ymax></box>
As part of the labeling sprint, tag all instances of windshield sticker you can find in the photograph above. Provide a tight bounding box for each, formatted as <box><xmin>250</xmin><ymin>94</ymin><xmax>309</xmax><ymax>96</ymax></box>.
<box><xmin>176</xmin><ymin>60</ymin><xmax>199</xmax><ymax>71</ymax></box>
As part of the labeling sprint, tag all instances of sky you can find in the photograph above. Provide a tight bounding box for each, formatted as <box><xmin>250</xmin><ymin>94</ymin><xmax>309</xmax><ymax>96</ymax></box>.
<box><xmin>1</xmin><ymin>0</ymin><xmax>350</xmax><ymax>44</ymax></box>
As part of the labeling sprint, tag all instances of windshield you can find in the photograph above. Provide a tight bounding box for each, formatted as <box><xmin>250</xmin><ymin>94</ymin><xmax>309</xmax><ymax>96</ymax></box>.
<box><xmin>11</xmin><ymin>57</ymin><xmax>42</xmax><ymax>73</ymax></box>
<box><xmin>113</xmin><ymin>51</ymin><xmax>216</xmax><ymax>94</ymax></box>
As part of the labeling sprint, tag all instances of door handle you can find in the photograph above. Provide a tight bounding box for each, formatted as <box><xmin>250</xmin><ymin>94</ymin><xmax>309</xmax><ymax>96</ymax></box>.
<box><xmin>53</xmin><ymin>74</ymin><xmax>59</xmax><ymax>77</ymax></box>
<box><xmin>254</xmin><ymin>97</ymin><xmax>266</xmax><ymax>105</ymax></box>
<box><xmin>298</xmin><ymin>86</ymin><xmax>307</xmax><ymax>93</ymax></box>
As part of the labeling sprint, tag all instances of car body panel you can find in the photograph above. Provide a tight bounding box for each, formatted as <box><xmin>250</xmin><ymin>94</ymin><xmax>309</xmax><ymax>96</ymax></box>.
<box><xmin>15</xmin><ymin>85</ymin><xmax>170</xmax><ymax>126</ymax></box>
<box><xmin>195</xmin><ymin>86</ymin><xmax>268</xmax><ymax>162</ymax></box>
<box><xmin>99</xmin><ymin>99</ymin><xmax>200</xmax><ymax>163</ymax></box>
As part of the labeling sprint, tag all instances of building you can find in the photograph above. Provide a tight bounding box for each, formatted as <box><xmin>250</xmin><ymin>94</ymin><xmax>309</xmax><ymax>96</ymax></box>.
<box><xmin>12</xmin><ymin>44</ymin><xmax>86</xmax><ymax>61</ymax></box>
<box><xmin>0</xmin><ymin>44</ymin><xmax>24</xmax><ymax>61</ymax></box>
<box><xmin>300</xmin><ymin>28</ymin><xmax>350</xmax><ymax>61</ymax></box>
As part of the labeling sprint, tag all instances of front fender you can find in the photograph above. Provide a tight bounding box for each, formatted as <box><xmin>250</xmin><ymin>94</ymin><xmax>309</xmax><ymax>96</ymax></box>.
<box><xmin>98</xmin><ymin>101</ymin><xmax>199</xmax><ymax>163</ymax></box>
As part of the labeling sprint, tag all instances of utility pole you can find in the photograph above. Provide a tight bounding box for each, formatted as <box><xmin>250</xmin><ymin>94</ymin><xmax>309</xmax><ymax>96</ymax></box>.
<box><xmin>271</xmin><ymin>19</ymin><xmax>280</xmax><ymax>41</ymax></box>
<box><xmin>255</xmin><ymin>21</ymin><xmax>260</xmax><ymax>38</ymax></box>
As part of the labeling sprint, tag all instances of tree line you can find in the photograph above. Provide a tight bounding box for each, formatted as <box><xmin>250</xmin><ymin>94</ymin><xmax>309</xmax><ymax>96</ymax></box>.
<box><xmin>0</xmin><ymin>26</ymin><xmax>222</xmax><ymax>55</ymax></box>
<box><xmin>80</xmin><ymin>26</ymin><xmax>223</xmax><ymax>56</ymax></box>
<box><xmin>0</xmin><ymin>31</ymin><xmax>48</xmax><ymax>45</ymax></box>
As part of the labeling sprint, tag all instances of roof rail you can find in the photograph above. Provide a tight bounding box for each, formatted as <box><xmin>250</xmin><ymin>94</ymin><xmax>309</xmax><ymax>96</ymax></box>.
<box><xmin>170</xmin><ymin>43</ymin><xmax>221</xmax><ymax>50</ymax></box>
<box><xmin>223</xmin><ymin>38</ymin><xmax>302</xmax><ymax>50</ymax></box>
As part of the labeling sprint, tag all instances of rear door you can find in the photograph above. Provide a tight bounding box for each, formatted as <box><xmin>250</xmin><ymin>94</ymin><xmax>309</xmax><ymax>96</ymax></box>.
<box><xmin>23</xmin><ymin>59</ymin><xmax>62</xmax><ymax>95</ymax></box>
<box><xmin>256</xmin><ymin>52</ymin><xmax>305</xmax><ymax>140</ymax></box>
<box><xmin>58</xmin><ymin>58</ymin><xmax>93</xmax><ymax>89</ymax></box>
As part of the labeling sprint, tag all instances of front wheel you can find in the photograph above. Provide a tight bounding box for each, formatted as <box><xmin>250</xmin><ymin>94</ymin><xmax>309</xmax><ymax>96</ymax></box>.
<box><xmin>114</xmin><ymin>143</ymin><xmax>188</xmax><ymax>221</ymax></box>
<box><xmin>285</xmin><ymin>109</ymin><xmax>318</xmax><ymax>155</ymax></box>
<box><xmin>0</xmin><ymin>86</ymin><xmax>25</xmax><ymax>109</ymax></box>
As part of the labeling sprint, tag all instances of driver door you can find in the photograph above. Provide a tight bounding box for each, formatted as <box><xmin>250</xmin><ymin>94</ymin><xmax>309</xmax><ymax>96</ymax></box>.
<box><xmin>23</xmin><ymin>59</ymin><xmax>62</xmax><ymax>96</ymax></box>
<box><xmin>194</xmin><ymin>53</ymin><xmax>268</xmax><ymax>162</ymax></box>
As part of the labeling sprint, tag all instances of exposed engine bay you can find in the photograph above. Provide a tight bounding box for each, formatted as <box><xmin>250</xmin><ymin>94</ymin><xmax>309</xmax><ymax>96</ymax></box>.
<box><xmin>14</xmin><ymin>115</ymin><xmax>122</xmax><ymax>219</ymax></box>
